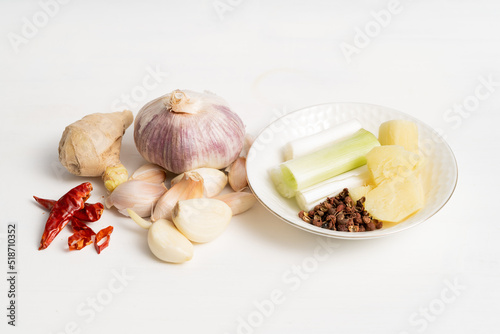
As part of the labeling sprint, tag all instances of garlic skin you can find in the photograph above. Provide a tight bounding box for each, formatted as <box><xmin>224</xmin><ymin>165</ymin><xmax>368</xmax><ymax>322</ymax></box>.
<box><xmin>214</xmin><ymin>192</ymin><xmax>257</xmax><ymax>215</ymax></box>
<box><xmin>105</xmin><ymin>180</ymin><xmax>167</xmax><ymax>217</ymax></box>
<box><xmin>227</xmin><ymin>157</ymin><xmax>248</xmax><ymax>192</ymax></box>
<box><xmin>130</xmin><ymin>163</ymin><xmax>166</xmax><ymax>183</ymax></box>
<box><xmin>172</xmin><ymin>198</ymin><xmax>232</xmax><ymax>243</ymax></box>
<box><xmin>148</xmin><ymin>219</ymin><xmax>194</xmax><ymax>263</ymax></box>
<box><xmin>171</xmin><ymin>168</ymin><xmax>227</xmax><ymax>198</ymax></box>
<box><xmin>134</xmin><ymin>89</ymin><xmax>246</xmax><ymax>174</ymax></box>
<box><xmin>152</xmin><ymin>171</ymin><xmax>204</xmax><ymax>221</ymax></box>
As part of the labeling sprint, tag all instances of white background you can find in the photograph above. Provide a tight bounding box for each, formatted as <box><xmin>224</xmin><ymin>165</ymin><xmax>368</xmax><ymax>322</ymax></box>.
<box><xmin>1</xmin><ymin>0</ymin><xmax>499</xmax><ymax>333</ymax></box>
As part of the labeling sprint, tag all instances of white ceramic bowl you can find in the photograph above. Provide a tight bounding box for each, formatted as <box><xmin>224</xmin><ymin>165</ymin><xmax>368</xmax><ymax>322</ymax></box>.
<box><xmin>246</xmin><ymin>103</ymin><xmax>458</xmax><ymax>239</ymax></box>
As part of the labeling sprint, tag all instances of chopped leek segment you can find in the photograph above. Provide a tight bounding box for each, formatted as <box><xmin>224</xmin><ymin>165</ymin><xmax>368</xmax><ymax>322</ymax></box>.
<box><xmin>278</xmin><ymin>129</ymin><xmax>380</xmax><ymax>192</ymax></box>
<box><xmin>283</xmin><ymin>119</ymin><xmax>362</xmax><ymax>160</ymax></box>
<box><xmin>269</xmin><ymin>166</ymin><xmax>296</xmax><ymax>198</ymax></box>
<box><xmin>295</xmin><ymin>166</ymin><xmax>370</xmax><ymax>211</ymax></box>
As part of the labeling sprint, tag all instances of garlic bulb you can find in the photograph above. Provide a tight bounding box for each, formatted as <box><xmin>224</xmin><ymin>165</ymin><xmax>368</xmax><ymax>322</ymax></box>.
<box><xmin>130</xmin><ymin>163</ymin><xmax>167</xmax><ymax>183</ymax></box>
<box><xmin>171</xmin><ymin>168</ymin><xmax>227</xmax><ymax>198</ymax></box>
<box><xmin>227</xmin><ymin>157</ymin><xmax>248</xmax><ymax>192</ymax></box>
<box><xmin>105</xmin><ymin>180</ymin><xmax>167</xmax><ymax>217</ymax></box>
<box><xmin>134</xmin><ymin>89</ymin><xmax>246</xmax><ymax>174</ymax></box>
<box><xmin>172</xmin><ymin>198</ymin><xmax>232</xmax><ymax>243</ymax></box>
<box><xmin>152</xmin><ymin>171</ymin><xmax>204</xmax><ymax>221</ymax></box>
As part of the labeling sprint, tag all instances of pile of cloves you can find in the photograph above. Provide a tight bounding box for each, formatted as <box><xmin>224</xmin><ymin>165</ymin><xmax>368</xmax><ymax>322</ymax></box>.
<box><xmin>298</xmin><ymin>188</ymin><xmax>382</xmax><ymax>232</ymax></box>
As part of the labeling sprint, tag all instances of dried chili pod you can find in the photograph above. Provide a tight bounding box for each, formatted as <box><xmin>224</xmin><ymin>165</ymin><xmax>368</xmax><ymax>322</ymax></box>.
<box><xmin>33</xmin><ymin>196</ymin><xmax>57</xmax><ymax>210</ymax></box>
<box><xmin>38</xmin><ymin>182</ymin><xmax>93</xmax><ymax>250</ymax></box>
<box><xmin>94</xmin><ymin>226</ymin><xmax>113</xmax><ymax>254</ymax></box>
<box><xmin>34</xmin><ymin>196</ymin><xmax>104</xmax><ymax>222</ymax></box>
<box><xmin>68</xmin><ymin>218</ymin><xmax>96</xmax><ymax>251</ymax></box>
<box><xmin>73</xmin><ymin>203</ymin><xmax>104</xmax><ymax>222</ymax></box>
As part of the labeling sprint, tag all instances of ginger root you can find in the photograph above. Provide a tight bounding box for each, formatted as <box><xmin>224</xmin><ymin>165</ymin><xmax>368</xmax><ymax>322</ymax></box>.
<box><xmin>58</xmin><ymin>110</ymin><xmax>134</xmax><ymax>192</ymax></box>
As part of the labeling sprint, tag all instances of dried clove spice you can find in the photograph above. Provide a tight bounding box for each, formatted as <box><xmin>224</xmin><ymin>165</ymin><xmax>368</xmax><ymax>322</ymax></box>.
<box><xmin>298</xmin><ymin>188</ymin><xmax>382</xmax><ymax>232</ymax></box>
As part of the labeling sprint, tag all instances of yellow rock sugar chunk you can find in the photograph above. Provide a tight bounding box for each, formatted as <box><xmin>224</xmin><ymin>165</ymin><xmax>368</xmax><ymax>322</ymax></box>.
<box><xmin>364</xmin><ymin>176</ymin><xmax>424</xmax><ymax>223</ymax></box>
<box><xmin>378</xmin><ymin>120</ymin><xmax>419</xmax><ymax>153</ymax></box>
<box><xmin>366</xmin><ymin>145</ymin><xmax>421</xmax><ymax>185</ymax></box>
<box><xmin>349</xmin><ymin>185</ymin><xmax>372</xmax><ymax>203</ymax></box>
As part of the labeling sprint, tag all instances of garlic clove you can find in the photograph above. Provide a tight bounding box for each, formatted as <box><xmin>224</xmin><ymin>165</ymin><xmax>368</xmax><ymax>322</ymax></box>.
<box><xmin>152</xmin><ymin>171</ymin><xmax>204</xmax><ymax>222</ymax></box>
<box><xmin>129</xmin><ymin>163</ymin><xmax>167</xmax><ymax>183</ymax></box>
<box><xmin>105</xmin><ymin>180</ymin><xmax>167</xmax><ymax>217</ymax></box>
<box><xmin>127</xmin><ymin>209</ymin><xmax>193</xmax><ymax>263</ymax></box>
<box><xmin>172</xmin><ymin>198</ymin><xmax>232</xmax><ymax>243</ymax></box>
<box><xmin>227</xmin><ymin>157</ymin><xmax>248</xmax><ymax>192</ymax></box>
<box><xmin>171</xmin><ymin>168</ymin><xmax>227</xmax><ymax>198</ymax></box>
<box><xmin>148</xmin><ymin>219</ymin><xmax>194</xmax><ymax>263</ymax></box>
<box><xmin>214</xmin><ymin>192</ymin><xmax>257</xmax><ymax>215</ymax></box>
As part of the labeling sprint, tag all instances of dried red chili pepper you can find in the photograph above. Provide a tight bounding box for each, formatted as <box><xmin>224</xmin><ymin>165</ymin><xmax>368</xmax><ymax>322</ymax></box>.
<box><xmin>33</xmin><ymin>196</ymin><xmax>104</xmax><ymax>222</ymax></box>
<box><xmin>94</xmin><ymin>226</ymin><xmax>113</xmax><ymax>254</ymax></box>
<box><xmin>35</xmin><ymin>183</ymin><xmax>113</xmax><ymax>253</ymax></box>
<box><xmin>73</xmin><ymin>203</ymin><xmax>104</xmax><ymax>222</ymax></box>
<box><xmin>71</xmin><ymin>217</ymin><xmax>93</xmax><ymax>232</ymax></box>
<box><xmin>68</xmin><ymin>218</ymin><xmax>96</xmax><ymax>251</ymax></box>
<box><xmin>37</xmin><ymin>182</ymin><xmax>93</xmax><ymax>250</ymax></box>
<box><xmin>32</xmin><ymin>196</ymin><xmax>56</xmax><ymax>210</ymax></box>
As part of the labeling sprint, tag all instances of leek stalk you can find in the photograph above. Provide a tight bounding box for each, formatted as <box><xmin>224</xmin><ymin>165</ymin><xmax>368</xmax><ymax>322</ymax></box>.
<box><xmin>295</xmin><ymin>166</ymin><xmax>370</xmax><ymax>211</ymax></box>
<box><xmin>283</xmin><ymin>119</ymin><xmax>362</xmax><ymax>161</ymax></box>
<box><xmin>278</xmin><ymin>129</ymin><xmax>379</xmax><ymax>193</ymax></box>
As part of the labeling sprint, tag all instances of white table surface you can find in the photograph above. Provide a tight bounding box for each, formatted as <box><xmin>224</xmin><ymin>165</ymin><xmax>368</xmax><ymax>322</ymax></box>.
<box><xmin>1</xmin><ymin>1</ymin><xmax>499</xmax><ymax>333</ymax></box>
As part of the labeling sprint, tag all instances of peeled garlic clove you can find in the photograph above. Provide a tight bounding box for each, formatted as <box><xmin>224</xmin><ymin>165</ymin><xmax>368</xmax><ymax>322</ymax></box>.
<box><xmin>171</xmin><ymin>168</ymin><xmax>227</xmax><ymax>198</ymax></box>
<box><xmin>227</xmin><ymin>157</ymin><xmax>247</xmax><ymax>192</ymax></box>
<box><xmin>105</xmin><ymin>180</ymin><xmax>167</xmax><ymax>217</ymax></box>
<box><xmin>152</xmin><ymin>171</ymin><xmax>204</xmax><ymax>222</ymax></box>
<box><xmin>172</xmin><ymin>198</ymin><xmax>232</xmax><ymax>243</ymax></box>
<box><xmin>148</xmin><ymin>219</ymin><xmax>194</xmax><ymax>263</ymax></box>
<box><xmin>127</xmin><ymin>209</ymin><xmax>192</xmax><ymax>263</ymax></box>
<box><xmin>214</xmin><ymin>192</ymin><xmax>257</xmax><ymax>215</ymax></box>
<box><xmin>130</xmin><ymin>163</ymin><xmax>167</xmax><ymax>183</ymax></box>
